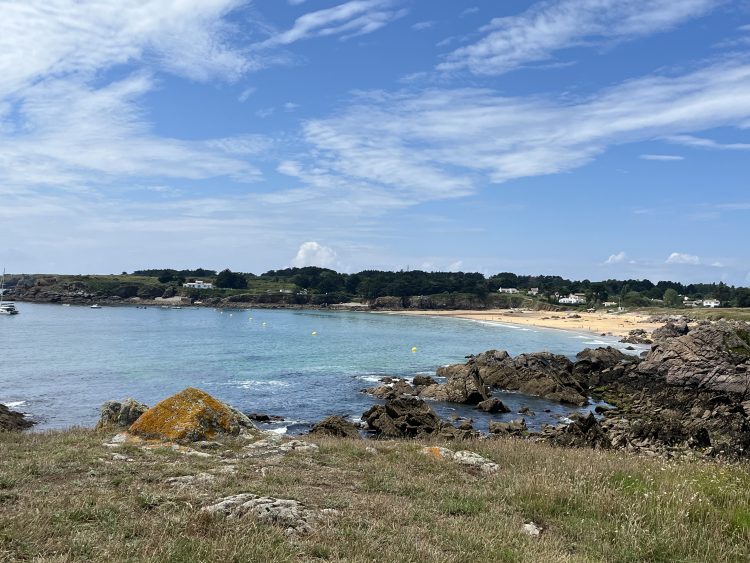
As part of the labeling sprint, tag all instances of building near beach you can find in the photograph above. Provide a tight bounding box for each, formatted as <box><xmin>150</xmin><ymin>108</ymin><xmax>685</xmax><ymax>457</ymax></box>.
<box><xmin>559</xmin><ymin>293</ymin><xmax>587</xmax><ymax>305</ymax></box>
<box><xmin>183</xmin><ymin>280</ymin><xmax>213</xmax><ymax>289</ymax></box>
<box><xmin>498</xmin><ymin>287</ymin><xmax>519</xmax><ymax>294</ymax></box>
<box><xmin>703</xmin><ymin>298</ymin><xmax>721</xmax><ymax>308</ymax></box>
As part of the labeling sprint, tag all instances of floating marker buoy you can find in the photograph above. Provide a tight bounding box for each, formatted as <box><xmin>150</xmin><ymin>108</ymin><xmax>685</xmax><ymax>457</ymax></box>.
<box><xmin>311</xmin><ymin>331</ymin><xmax>317</xmax><ymax>336</ymax></box>
<box><xmin>229</xmin><ymin>313</ymin><xmax>233</xmax><ymax>317</ymax></box>
<box><xmin>411</xmin><ymin>347</ymin><xmax>417</xmax><ymax>353</ymax></box>
<box><xmin>262</xmin><ymin>322</ymin><xmax>267</xmax><ymax>326</ymax></box>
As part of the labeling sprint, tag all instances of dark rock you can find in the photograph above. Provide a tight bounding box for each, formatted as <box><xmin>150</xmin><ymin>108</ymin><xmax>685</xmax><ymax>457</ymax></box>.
<box><xmin>651</xmin><ymin>321</ymin><xmax>690</xmax><ymax>342</ymax></box>
<box><xmin>363</xmin><ymin>379</ymin><xmax>416</xmax><ymax>400</ymax></box>
<box><xmin>247</xmin><ymin>413</ymin><xmax>285</xmax><ymax>423</ymax></box>
<box><xmin>0</xmin><ymin>403</ymin><xmax>34</xmax><ymax>432</ymax></box>
<box><xmin>419</xmin><ymin>363</ymin><xmax>490</xmax><ymax>404</ymax></box>
<box><xmin>518</xmin><ymin>406</ymin><xmax>535</xmax><ymax>416</ymax></box>
<box><xmin>619</xmin><ymin>329</ymin><xmax>653</xmax><ymax>345</ymax></box>
<box><xmin>476</xmin><ymin>398</ymin><xmax>510</xmax><ymax>414</ymax></box>
<box><xmin>546</xmin><ymin>412</ymin><xmax>610</xmax><ymax>449</ymax></box>
<box><xmin>309</xmin><ymin>416</ymin><xmax>360</xmax><ymax>439</ymax></box>
<box><xmin>489</xmin><ymin>418</ymin><xmax>527</xmax><ymax>436</ymax></box>
<box><xmin>361</xmin><ymin>397</ymin><xmax>444</xmax><ymax>438</ymax></box>
<box><xmin>96</xmin><ymin>398</ymin><xmax>148</xmax><ymax>430</ymax></box>
<box><xmin>412</xmin><ymin>375</ymin><xmax>437</xmax><ymax>387</ymax></box>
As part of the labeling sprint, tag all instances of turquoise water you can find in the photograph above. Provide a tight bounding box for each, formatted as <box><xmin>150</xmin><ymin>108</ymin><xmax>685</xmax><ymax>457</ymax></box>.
<box><xmin>0</xmin><ymin>304</ymin><xmax>638</xmax><ymax>432</ymax></box>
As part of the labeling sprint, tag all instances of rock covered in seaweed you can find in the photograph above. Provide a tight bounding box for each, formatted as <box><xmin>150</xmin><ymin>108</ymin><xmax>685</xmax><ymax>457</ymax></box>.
<box><xmin>128</xmin><ymin>387</ymin><xmax>252</xmax><ymax>442</ymax></box>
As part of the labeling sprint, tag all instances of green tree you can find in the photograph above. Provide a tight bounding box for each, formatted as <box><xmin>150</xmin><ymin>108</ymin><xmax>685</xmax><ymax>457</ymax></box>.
<box><xmin>663</xmin><ymin>288</ymin><xmax>681</xmax><ymax>308</ymax></box>
<box><xmin>216</xmin><ymin>269</ymin><xmax>247</xmax><ymax>289</ymax></box>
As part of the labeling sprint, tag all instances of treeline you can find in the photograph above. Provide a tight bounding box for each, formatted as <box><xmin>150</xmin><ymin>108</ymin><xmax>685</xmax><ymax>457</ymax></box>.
<box><xmin>127</xmin><ymin>267</ymin><xmax>750</xmax><ymax>307</ymax></box>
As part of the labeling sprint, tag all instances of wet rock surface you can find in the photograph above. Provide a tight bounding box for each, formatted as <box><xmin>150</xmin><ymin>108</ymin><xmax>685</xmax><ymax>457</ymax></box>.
<box><xmin>0</xmin><ymin>403</ymin><xmax>34</xmax><ymax>432</ymax></box>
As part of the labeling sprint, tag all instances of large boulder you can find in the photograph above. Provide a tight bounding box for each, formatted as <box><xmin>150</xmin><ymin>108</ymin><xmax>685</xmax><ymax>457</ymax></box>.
<box><xmin>420</xmin><ymin>364</ymin><xmax>490</xmax><ymax>404</ymax></box>
<box><xmin>638</xmin><ymin>321</ymin><xmax>750</xmax><ymax>395</ymax></box>
<box><xmin>95</xmin><ymin>398</ymin><xmax>148</xmax><ymax>430</ymax></box>
<box><xmin>129</xmin><ymin>387</ymin><xmax>252</xmax><ymax>442</ymax></box>
<box><xmin>0</xmin><ymin>403</ymin><xmax>34</xmax><ymax>432</ymax></box>
<box><xmin>361</xmin><ymin>397</ymin><xmax>443</xmax><ymax>438</ymax></box>
<box><xmin>309</xmin><ymin>416</ymin><xmax>360</xmax><ymax>439</ymax></box>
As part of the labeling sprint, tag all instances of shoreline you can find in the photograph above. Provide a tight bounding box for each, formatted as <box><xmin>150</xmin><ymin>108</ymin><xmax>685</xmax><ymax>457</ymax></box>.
<box><xmin>376</xmin><ymin>309</ymin><xmax>664</xmax><ymax>339</ymax></box>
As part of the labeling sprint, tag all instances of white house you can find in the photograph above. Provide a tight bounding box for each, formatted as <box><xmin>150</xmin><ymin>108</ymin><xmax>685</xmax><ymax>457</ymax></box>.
<box><xmin>498</xmin><ymin>287</ymin><xmax>519</xmax><ymax>294</ymax></box>
<box><xmin>703</xmin><ymin>299</ymin><xmax>721</xmax><ymax>308</ymax></box>
<box><xmin>603</xmin><ymin>301</ymin><xmax>618</xmax><ymax>307</ymax></box>
<box><xmin>183</xmin><ymin>280</ymin><xmax>214</xmax><ymax>289</ymax></box>
<box><xmin>527</xmin><ymin>288</ymin><xmax>539</xmax><ymax>296</ymax></box>
<box><xmin>559</xmin><ymin>293</ymin><xmax>587</xmax><ymax>305</ymax></box>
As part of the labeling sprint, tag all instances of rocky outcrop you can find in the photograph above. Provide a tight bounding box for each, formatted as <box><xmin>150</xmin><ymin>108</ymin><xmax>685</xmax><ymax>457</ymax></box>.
<box><xmin>541</xmin><ymin>412</ymin><xmax>610</xmax><ymax>449</ymax></box>
<box><xmin>0</xmin><ymin>404</ymin><xmax>34</xmax><ymax>432</ymax></box>
<box><xmin>651</xmin><ymin>320</ymin><xmax>690</xmax><ymax>342</ymax></box>
<box><xmin>363</xmin><ymin>378</ymin><xmax>416</xmax><ymax>400</ymax></box>
<box><xmin>573</xmin><ymin>347</ymin><xmax>639</xmax><ymax>387</ymax></box>
<box><xmin>420</xmin><ymin>364</ymin><xmax>490</xmax><ymax>404</ymax></box>
<box><xmin>361</xmin><ymin>397</ymin><xmax>444</xmax><ymax>438</ymax></box>
<box><xmin>202</xmin><ymin>493</ymin><xmax>336</xmax><ymax>536</ymax></box>
<box><xmin>129</xmin><ymin>387</ymin><xmax>252</xmax><ymax>442</ymax></box>
<box><xmin>435</xmin><ymin>351</ymin><xmax>588</xmax><ymax>406</ymax></box>
<box><xmin>619</xmin><ymin>329</ymin><xmax>652</xmax><ymax>345</ymax></box>
<box><xmin>309</xmin><ymin>416</ymin><xmax>361</xmax><ymax>439</ymax></box>
<box><xmin>638</xmin><ymin>321</ymin><xmax>750</xmax><ymax>395</ymax></box>
<box><xmin>95</xmin><ymin>398</ymin><xmax>148</xmax><ymax>430</ymax></box>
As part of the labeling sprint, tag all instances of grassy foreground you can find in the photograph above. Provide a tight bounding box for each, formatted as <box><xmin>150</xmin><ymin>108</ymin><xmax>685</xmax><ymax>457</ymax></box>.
<box><xmin>1</xmin><ymin>430</ymin><xmax>749</xmax><ymax>562</ymax></box>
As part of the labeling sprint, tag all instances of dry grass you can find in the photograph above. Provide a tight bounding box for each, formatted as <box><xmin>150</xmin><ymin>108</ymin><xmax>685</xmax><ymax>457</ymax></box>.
<box><xmin>1</xmin><ymin>429</ymin><xmax>749</xmax><ymax>562</ymax></box>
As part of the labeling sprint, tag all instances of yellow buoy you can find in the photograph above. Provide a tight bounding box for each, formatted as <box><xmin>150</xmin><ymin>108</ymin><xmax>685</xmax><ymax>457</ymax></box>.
<box><xmin>311</xmin><ymin>331</ymin><xmax>317</xmax><ymax>336</ymax></box>
<box><xmin>411</xmin><ymin>346</ymin><xmax>417</xmax><ymax>353</ymax></box>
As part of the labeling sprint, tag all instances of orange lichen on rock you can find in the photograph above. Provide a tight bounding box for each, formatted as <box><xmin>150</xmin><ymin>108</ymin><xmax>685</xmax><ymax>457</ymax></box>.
<box><xmin>423</xmin><ymin>446</ymin><xmax>447</xmax><ymax>460</ymax></box>
<box><xmin>128</xmin><ymin>387</ymin><xmax>244</xmax><ymax>442</ymax></box>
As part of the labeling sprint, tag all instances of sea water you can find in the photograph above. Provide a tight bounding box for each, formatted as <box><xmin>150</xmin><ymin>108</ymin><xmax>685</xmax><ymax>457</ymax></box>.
<box><xmin>0</xmin><ymin>303</ymin><xmax>644</xmax><ymax>432</ymax></box>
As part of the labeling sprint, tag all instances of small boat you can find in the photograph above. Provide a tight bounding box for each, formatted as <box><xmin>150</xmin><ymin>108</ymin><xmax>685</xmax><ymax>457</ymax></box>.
<box><xmin>90</xmin><ymin>304</ymin><xmax>102</xmax><ymax>309</ymax></box>
<box><xmin>0</xmin><ymin>269</ymin><xmax>19</xmax><ymax>315</ymax></box>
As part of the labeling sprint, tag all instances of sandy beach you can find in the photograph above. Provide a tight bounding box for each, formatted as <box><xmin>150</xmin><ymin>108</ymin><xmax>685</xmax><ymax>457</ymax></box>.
<box><xmin>382</xmin><ymin>309</ymin><xmax>663</xmax><ymax>338</ymax></box>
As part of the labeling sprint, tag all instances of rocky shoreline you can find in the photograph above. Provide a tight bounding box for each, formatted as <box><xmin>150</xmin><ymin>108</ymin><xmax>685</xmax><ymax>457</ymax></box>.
<box><xmin>6</xmin><ymin>319</ymin><xmax>750</xmax><ymax>462</ymax></box>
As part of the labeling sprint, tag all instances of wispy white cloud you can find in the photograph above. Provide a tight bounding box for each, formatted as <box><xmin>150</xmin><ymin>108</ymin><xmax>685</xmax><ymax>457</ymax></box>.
<box><xmin>665</xmin><ymin>134</ymin><xmax>750</xmax><ymax>150</ymax></box>
<box><xmin>666</xmin><ymin>252</ymin><xmax>701</xmax><ymax>265</ymax></box>
<box><xmin>293</xmin><ymin>60</ymin><xmax>750</xmax><ymax>203</ymax></box>
<box><xmin>258</xmin><ymin>0</ymin><xmax>406</xmax><ymax>47</ymax></box>
<box><xmin>439</xmin><ymin>0</ymin><xmax>720</xmax><ymax>75</ymax></box>
<box><xmin>640</xmin><ymin>154</ymin><xmax>685</xmax><ymax>161</ymax></box>
<box><xmin>412</xmin><ymin>21</ymin><xmax>435</xmax><ymax>31</ymax></box>
<box><xmin>605</xmin><ymin>251</ymin><xmax>627</xmax><ymax>264</ymax></box>
<box><xmin>460</xmin><ymin>7</ymin><xmax>479</xmax><ymax>18</ymax></box>
<box><xmin>238</xmin><ymin>86</ymin><xmax>257</xmax><ymax>102</ymax></box>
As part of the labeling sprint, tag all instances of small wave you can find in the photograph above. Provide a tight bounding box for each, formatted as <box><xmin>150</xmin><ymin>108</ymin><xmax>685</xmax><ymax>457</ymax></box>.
<box><xmin>269</xmin><ymin>426</ymin><xmax>288</xmax><ymax>435</ymax></box>
<box><xmin>560</xmin><ymin>417</ymin><xmax>574</xmax><ymax>424</ymax></box>
<box><xmin>581</xmin><ymin>340</ymin><xmax>610</xmax><ymax>346</ymax></box>
<box><xmin>3</xmin><ymin>400</ymin><xmax>26</xmax><ymax>408</ymax></box>
<box><xmin>354</xmin><ymin>375</ymin><xmax>383</xmax><ymax>383</ymax></box>
<box><xmin>218</xmin><ymin>380</ymin><xmax>290</xmax><ymax>389</ymax></box>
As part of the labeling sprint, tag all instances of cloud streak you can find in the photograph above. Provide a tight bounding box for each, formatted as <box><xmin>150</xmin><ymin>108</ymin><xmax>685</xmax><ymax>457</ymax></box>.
<box><xmin>438</xmin><ymin>0</ymin><xmax>720</xmax><ymax>75</ymax></box>
<box><xmin>293</xmin><ymin>59</ymin><xmax>750</xmax><ymax>203</ymax></box>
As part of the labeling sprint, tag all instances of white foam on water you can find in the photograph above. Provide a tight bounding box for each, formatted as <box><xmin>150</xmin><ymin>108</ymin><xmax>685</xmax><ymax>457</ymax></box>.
<box><xmin>581</xmin><ymin>340</ymin><xmax>610</xmax><ymax>346</ymax></box>
<box><xmin>560</xmin><ymin>417</ymin><xmax>574</xmax><ymax>424</ymax></box>
<box><xmin>269</xmin><ymin>426</ymin><xmax>288</xmax><ymax>435</ymax></box>
<box><xmin>355</xmin><ymin>375</ymin><xmax>383</xmax><ymax>383</ymax></box>
<box><xmin>3</xmin><ymin>401</ymin><xmax>26</xmax><ymax>408</ymax></box>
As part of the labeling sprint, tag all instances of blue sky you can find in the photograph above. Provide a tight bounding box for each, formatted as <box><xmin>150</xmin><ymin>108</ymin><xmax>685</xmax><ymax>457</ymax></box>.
<box><xmin>1</xmin><ymin>0</ymin><xmax>749</xmax><ymax>285</ymax></box>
